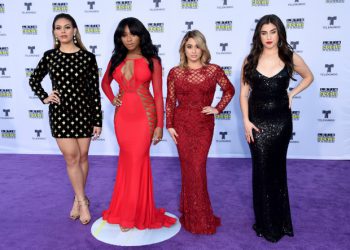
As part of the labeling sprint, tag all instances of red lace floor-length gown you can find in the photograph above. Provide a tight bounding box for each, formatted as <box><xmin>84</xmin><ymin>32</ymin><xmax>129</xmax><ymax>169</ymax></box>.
<box><xmin>101</xmin><ymin>57</ymin><xmax>176</xmax><ymax>229</ymax></box>
<box><xmin>166</xmin><ymin>64</ymin><xmax>235</xmax><ymax>234</ymax></box>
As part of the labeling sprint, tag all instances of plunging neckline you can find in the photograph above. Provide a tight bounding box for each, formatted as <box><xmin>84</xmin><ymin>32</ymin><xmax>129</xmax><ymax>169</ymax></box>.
<box><xmin>256</xmin><ymin>65</ymin><xmax>286</xmax><ymax>79</ymax></box>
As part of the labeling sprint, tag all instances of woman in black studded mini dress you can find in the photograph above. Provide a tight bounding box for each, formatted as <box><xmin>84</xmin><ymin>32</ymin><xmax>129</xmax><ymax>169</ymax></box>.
<box><xmin>29</xmin><ymin>14</ymin><xmax>102</xmax><ymax>225</ymax></box>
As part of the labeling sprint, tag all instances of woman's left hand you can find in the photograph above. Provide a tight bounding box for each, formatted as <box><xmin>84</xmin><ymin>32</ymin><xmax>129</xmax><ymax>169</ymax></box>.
<box><xmin>152</xmin><ymin>127</ymin><xmax>163</xmax><ymax>145</ymax></box>
<box><xmin>92</xmin><ymin>127</ymin><xmax>102</xmax><ymax>140</ymax></box>
<box><xmin>201</xmin><ymin>106</ymin><xmax>219</xmax><ymax>115</ymax></box>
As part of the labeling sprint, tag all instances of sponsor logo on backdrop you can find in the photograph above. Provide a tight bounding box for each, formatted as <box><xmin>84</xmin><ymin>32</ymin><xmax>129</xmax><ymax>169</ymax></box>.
<box><xmin>250</xmin><ymin>19</ymin><xmax>260</xmax><ymax>31</ymax></box>
<box><xmin>26</xmin><ymin>45</ymin><xmax>39</xmax><ymax>57</ymax></box>
<box><xmin>115</xmin><ymin>1</ymin><xmax>132</xmax><ymax>11</ymax></box>
<box><xmin>252</xmin><ymin>0</ymin><xmax>269</xmax><ymax>6</ymax></box>
<box><xmin>0</xmin><ymin>67</ymin><xmax>10</xmax><ymax>78</ymax></box>
<box><xmin>290</xmin><ymin>41</ymin><xmax>303</xmax><ymax>53</ymax></box>
<box><xmin>25</xmin><ymin>68</ymin><xmax>34</xmax><ymax>77</ymax></box>
<box><xmin>288</xmin><ymin>0</ymin><xmax>306</xmax><ymax>6</ymax></box>
<box><xmin>217</xmin><ymin>0</ymin><xmax>233</xmax><ymax>9</ymax></box>
<box><xmin>1</xmin><ymin>129</ymin><xmax>16</xmax><ymax>139</ymax></box>
<box><xmin>29</xmin><ymin>110</ymin><xmax>43</xmax><ymax>119</ymax></box>
<box><xmin>323</xmin><ymin>16</ymin><xmax>341</xmax><ymax>29</ymax></box>
<box><xmin>52</xmin><ymin>2</ymin><xmax>68</xmax><ymax>12</ymax></box>
<box><xmin>290</xmin><ymin>131</ymin><xmax>299</xmax><ymax>143</ymax></box>
<box><xmin>89</xmin><ymin>45</ymin><xmax>101</xmax><ymax>56</ymax></box>
<box><xmin>216</xmin><ymin>21</ymin><xmax>232</xmax><ymax>31</ymax></box>
<box><xmin>22</xmin><ymin>25</ymin><xmax>38</xmax><ymax>35</ymax></box>
<box><xmin>318</xmin><ymin>110</ymin><xmax>335</xmax><ymax>122</ymax></box>
<box><xmin>0</xmin><ymin>47</ymin><xmax>9</xmax><ymax>56</ymax></box>
<box><xmin>216</xmin><ymin>42</ymin><xmax>232</xmax><ymax>55</ymax></box>
<box><xmin>326</xmin><ymin>0</ymin><xmax>344</xmax><ymax>3</ymax></box>
<box><xmin>23</xmin><ymin>2</ymin><xmax>36</xmax><ymax>14</ymax></box>
<box><xmin>215</xmin><ymin>111</ymin><xmax>231</xmax><ymax>120</ymax></box>
<box><xmin>0</xmin><ymin>3</ymin><xmax>5</xmax><ymax>13</ymax></box>
<box><xmin>181</xmin><ymin>0</ymin><xmax>198</xmax><ymax>9</ymax></box>
<box><xmin>292</xmin><ymin>111</ymin><xmax>300</xmax><ymax>120</ymax></box>
<box><xmin>221</xmin><ymin>66</ymin><xmax>232</xmax><ymax>76</ymax></box>
<box><xmin>33</xmin><ymin>129</ymin><xmax>46</xmax><ymax>140</ymax></box>
<box><xmin>85</xmin><ymin>24</ymin><xmax>100</xmax><ymax>34</ymax></box>
<box><xmin>184</xmin><ymin>21</ymin><xmax>194</xmax><ymax>31</ymax></box>
<box><xmin>320</xmin><ymin>88</ymin><xmax>338</xmax><ymax>98</ymax></box>
<box><xmin>1</xmin><ymin>109</ymin><xmax>14</xmax><ymax>119</ymax></box>
<box><xmin>216</xmin><ymin>131</ymin><xmax>231</xmax><ymax>142</ymax></box>
<box><xmin>150</xmin><ymin>0</ymin><xmax>165</xmax><ymax>11</ymax></box>
<box><xmin>155</xmin><ymin>44</ymin><xmax>165</xmax><ymax>56</ymax></box>
<box><xmin>321</xmin><ymin>64</ymin><xmax>338</xmax><ymax>76</ymax></box>
<box><xmin>317</xmin><ymin>133</ymin><xmax>335</xmax><ymax>143</ymax></box>
<box><xmin>322</xmin><ymin>41</ymin><xmax>341</xmax><ymax>51</ymax></box>
<box><xmin>147</xmin><ymin>23</ymin><xmax>164</xmax><ymax>32</ymax></box>
<box><xmin>85</xmin><ymin>1</ymin><xmax>99</xmax><ymax>12</ymax></box>
<box><xmin>0</xmin><ymin>89</ymin><xmax>12</xmax><ymax>98</ymax></box>
<box><xmin>0</xmin><ymin>24</ymin><xmax>6</xmax><ymax>36</ymax></box>
<box><xmin>286</xmin><ymin>18</ymin><xmax>304</xmax><ymax>29</ymax></box>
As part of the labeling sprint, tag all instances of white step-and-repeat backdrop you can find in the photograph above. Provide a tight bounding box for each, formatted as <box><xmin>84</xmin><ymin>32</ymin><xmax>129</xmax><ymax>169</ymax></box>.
<box><xmin>0</xmin><ymin>0</ymin><xmax>349</xmax><ymax>159</ymax></box>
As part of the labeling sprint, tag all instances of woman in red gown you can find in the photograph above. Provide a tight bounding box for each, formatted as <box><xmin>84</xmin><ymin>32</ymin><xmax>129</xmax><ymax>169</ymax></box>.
<box><xmin>166</xmin><ymin>30</ymin><xmax>235</xmax><ymax>234</ymax></box>
<box><xmin>101</xmin><ymin>17</ymin><xmax>176</xmax><ymax>232</ymax></box>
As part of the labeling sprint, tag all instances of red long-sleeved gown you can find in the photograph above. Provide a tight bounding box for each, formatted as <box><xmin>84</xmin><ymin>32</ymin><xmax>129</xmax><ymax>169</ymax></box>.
<box><xmin>101</xmin><ymin>57</ymin><xmax>176</xmax><ymax>229</ymax></box>
<box><xmin>166</xmin><ymin>64</ymin><xmax>235</xmax><ymax>234</ymax></box>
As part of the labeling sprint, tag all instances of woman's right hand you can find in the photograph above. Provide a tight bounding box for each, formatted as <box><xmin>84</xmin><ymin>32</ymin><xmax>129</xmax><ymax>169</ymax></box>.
<box><xmin>112</xmin><ymin>93</ymin><xmax>122</xmax><ymax>106</ymax></box>
<box><xmin>167</xmin><ymin>128</ymin><xmax>178</xmax><ymax>144</ymax></box>
<box><xmin>43</xmin><ymin>90</ymin><xmax>60</xmax><ymax>104</ymax></box>
<box><xmin>244</xmin><ymin>119</ymin><xmax>260</xmax><ymax>144</ymax></box>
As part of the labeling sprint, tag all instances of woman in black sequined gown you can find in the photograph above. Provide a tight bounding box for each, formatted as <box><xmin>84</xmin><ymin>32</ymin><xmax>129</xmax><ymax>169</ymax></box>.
<box><xmin>240</xmin><ymin>14</ymin><xmax>313</xmax><ymax>242</ymax></box>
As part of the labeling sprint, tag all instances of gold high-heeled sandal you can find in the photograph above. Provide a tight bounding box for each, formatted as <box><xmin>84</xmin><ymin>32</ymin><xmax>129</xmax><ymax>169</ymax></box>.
<box><xmin>120</xmin><ymin>226</ymin><xmax>131</xmax><ymax>232</ymax></box>
<box><xmin>78</xmin><ymin>198</ymin><xmax>91</xmax><ymax>225</ymax></box>
<box><xmin>69</xmin><ymin>196</ymin><xmax>80</xmax><ymax>220</ymax></box>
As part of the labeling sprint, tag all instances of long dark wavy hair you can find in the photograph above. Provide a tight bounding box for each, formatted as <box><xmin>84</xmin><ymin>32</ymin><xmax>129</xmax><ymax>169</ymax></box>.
<box><xmin>243</xmin><ymin>14</ymin><xmax>295</xmax><ymax>85</ymax></box>
<box><xmin>109</xmin><ymin>17</ymin><xmax>160</xmax><ymax>76</ymax></box>
<box><xmin>52</xmin><ymin>13</ymin><xmax>86</xmax><ymax>50</ymax></box>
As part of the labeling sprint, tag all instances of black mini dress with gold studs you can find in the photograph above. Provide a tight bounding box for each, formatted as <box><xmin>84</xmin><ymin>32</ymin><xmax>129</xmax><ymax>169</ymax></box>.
<box><xmin>29</xmin><ymin>49</ymin><xmax>102</xmax><ymax>138</ymax></box>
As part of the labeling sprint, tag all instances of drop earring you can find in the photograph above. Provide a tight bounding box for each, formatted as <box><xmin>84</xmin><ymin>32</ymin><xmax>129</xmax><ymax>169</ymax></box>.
<box><xmin>73</xmin><ymin>34</ymin><xmax>77</xmax><ymax>44</ymax></box>
<box><xmin>55</xmin><ymin>37</ymin><xmax>59</xmax><ymax>45</ymax></box>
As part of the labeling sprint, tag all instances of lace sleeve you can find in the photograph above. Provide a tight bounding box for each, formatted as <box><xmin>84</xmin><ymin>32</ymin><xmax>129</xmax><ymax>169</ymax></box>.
<box><xmin>166</xmin><ymin>68</ymin><xmax>176</xmax><ymax>129</ymax></box>
<box><xmin>214</xmin><ymin>65</ymin><xmax>235</xmax><ymax>114</ymax></box>
<box><xmin>151</xmin><ymin>58</ymin><xmax>164</xmax><ymax>128</ymax></box>
<box><xmin>101</xmin><ymin>60</ymin><xmax>115</xmax><ymax>104</ymax></box>
<box><xmin>28</xmin><ymin>52</ymin><xmax>49</xmax><ymax>103</ymax></box>
<box><xmin>88</xmin><ymin>54</ymin><xmax>102</xmax><ymax>127</ymax></box>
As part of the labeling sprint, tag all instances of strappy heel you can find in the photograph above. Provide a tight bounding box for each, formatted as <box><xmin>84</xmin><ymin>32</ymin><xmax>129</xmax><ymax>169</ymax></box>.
<box><xmin>78</xmin><ymin>198</ymin><xmax>91</xmax><ymax>225</ymax></box>
<box><xmin>69</xmin><ymin>196</ymin><xmax>80</xmax><ymax>220</ymax></box>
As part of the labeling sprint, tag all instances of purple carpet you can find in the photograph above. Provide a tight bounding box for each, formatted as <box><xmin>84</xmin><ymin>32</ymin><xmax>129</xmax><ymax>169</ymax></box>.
<box><xmin>0</xmin><ymin>154</ymin><xmax>349</xmax><ymax>249</ymax></box>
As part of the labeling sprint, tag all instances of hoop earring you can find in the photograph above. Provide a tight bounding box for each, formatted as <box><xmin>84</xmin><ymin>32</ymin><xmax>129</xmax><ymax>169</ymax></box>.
<box><xmin>73</xmin><ymin>34</ymin><xmax>77</xmax><ymax>44</ymax></box>
<box><xmin>55</xmin><ymin>37</ymin><xmax>59</xmax><ymax>45</ymax></box>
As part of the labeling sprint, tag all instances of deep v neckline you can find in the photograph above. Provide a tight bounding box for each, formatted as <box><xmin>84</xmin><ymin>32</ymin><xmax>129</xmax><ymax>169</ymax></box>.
<box><xmin>256</xmin><ymin>65</ymin><xmax>286</xmax><ymax>79</ymax></box>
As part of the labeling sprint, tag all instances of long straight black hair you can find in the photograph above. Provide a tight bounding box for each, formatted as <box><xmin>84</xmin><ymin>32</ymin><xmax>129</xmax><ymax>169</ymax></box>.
<box><xmin>109</xmin><ymin>17</ymin><xmax>160</xmax><ymax>76</ymax></box>
<box><xmin>243</xmin><ymin>14</ymin><xmax>295</xmax><ymax>85</ymax></box>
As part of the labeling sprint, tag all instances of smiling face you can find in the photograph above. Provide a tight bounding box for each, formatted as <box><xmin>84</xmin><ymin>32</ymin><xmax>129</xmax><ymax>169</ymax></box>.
<box><xmin>260</xmin><ymin>23</ymin><xmax>279</xmax><ymax>49</ymax></box>
<box><xmin>184</xmin><ymin>38</ymin><xmax>203</xmax><ymax>64</ymax></box>
<box><xmin>53</xmin><ymin>18</ymin><xmax>76</xmax><ymax>45</ymax></box>
<box><xmin>121</xmin><ymin>25</ymin><xmax>141</xmax><ymax>52</ymax></box>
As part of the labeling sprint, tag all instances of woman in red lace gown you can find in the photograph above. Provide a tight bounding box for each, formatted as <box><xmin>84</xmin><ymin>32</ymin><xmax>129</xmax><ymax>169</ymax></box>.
<box><xmin>101</xmin><ymin>17</ymin><xmax>176</xmax><ymax>232</ymax></box>
<box><xmin>166</xmin><ymin>30</ymin><xmax>235</xmax><ymax>234</ymax></box>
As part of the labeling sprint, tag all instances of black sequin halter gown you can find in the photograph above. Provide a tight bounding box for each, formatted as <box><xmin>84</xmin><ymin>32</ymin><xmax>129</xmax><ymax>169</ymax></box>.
<box><xmin>248</xmin><ymin>65</ymin><xmax>294</xmax><ymax>242</ymax></box>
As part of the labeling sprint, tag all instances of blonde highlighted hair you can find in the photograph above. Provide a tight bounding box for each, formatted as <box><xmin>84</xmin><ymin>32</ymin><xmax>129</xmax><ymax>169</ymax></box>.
<box><xmin>179</xmin><ymin>30</ymin><xmax>211</xmax><ymax>68</ymax></box>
